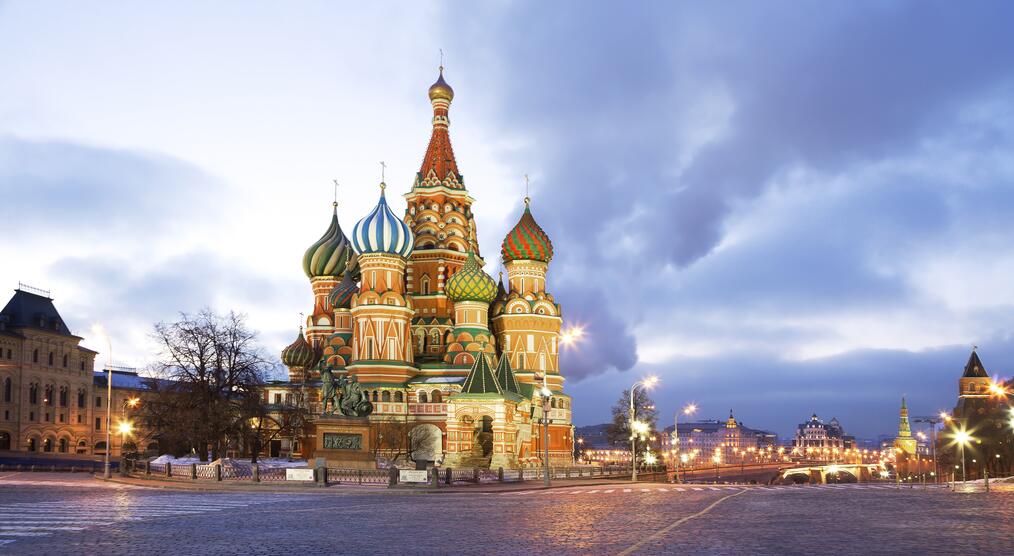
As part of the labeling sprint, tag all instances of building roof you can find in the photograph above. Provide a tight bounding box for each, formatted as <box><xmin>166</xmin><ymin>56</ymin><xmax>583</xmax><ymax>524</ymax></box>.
<box><xmin>501</xmin><ymin>199</ymin><xmax>554</xmax><ymax>264</ymax></box>
<box><xmin>1</xmin><ymin>288</ymin><xmax>75</xmax><ymax>336</ymax></box>
<box><xmin>459</xmin><ymin>352</ymin><xmax>501</xmax><ymax>395</ymax></box>
<box><xmin>93</xmin><ymin>369</ymin><xmax>163</xmax><ymax>390</ymax></box>
<box><xmin>963</xmin><ymin>349</ymin><xmax>988</xmax><ymax>378</ymax></box>
<box><xmin>495</xmin><ymin>354</ymin><xmax>522</xmax><ymax>396</ymax></box>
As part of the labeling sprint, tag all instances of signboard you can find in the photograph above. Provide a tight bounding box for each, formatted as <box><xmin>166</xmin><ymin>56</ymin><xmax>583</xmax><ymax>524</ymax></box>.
<box><xmin>322</xmin><ymin>432</ymin><xmax>363</xmax><ymax>450</ymax></box>
<box><xmin>286</xmin><ymin>468</ymin><xmax>315</xmax><ymax>481</ymax></box>
<box><xmin>399</xmin><ymin>469</ymin><xmax>429</xmax><ymax>484</ymax></box>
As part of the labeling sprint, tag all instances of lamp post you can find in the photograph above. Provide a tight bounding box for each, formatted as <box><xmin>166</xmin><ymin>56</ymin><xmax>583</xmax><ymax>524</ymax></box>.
<box><xmin>672</xmin><ymin>403</ymin><xmax>696</xmax><ymax>484</ymax></box>
<box><xmin>914</xmin><ymin>414</ymin><xmax>947</xmax><ymax>484</ymax></box>
<box><xmin>534</xmin><ymin>383</ymin><xmax>553</xmax><ymax>487</ymax></box>
<box><xmin>629</xmin><ymin>377</ymin><xmax>658</xmax><ymax>482</ymax></box>
<box><xmin>102</xmin><ymin>336</ymin><xmax>113</xmax><ymax>479</ymax></box>
<box><xmin>953</xmin><ymin>429</ymin><xmax>972</xmax><ymax>485</ymax></box>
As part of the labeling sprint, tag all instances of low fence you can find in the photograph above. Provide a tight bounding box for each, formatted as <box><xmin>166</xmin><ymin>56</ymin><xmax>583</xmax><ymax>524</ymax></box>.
<box><xmin>0</xmin><ymin>462</ymin><xmax>105</xmax><ymax>473</ymax></box>
<box><xmin>117</xmin><ymin>458</ymin><xmax>653</xmax><ymax>488</ymax></box>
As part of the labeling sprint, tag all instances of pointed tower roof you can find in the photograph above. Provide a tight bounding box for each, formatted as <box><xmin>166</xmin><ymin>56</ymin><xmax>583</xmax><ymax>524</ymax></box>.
<box><xmin>897</xmin><ymin>396</ymin><xmax>912</xmax><ymax>437</ymax></box>
<box><xmin>725</xmin><ymin>410</ymin><xmax>737</xmax><ymax>429</ymax></box>
<box><xmin>416</xmin><ymin>67</ymin><xmax>463</xmax><ymax>190</ymax></box>
<box><xmin>495</xmin><ymin>353</ymin><xmax>522</xmax><ymax>396</ymax></box>
<box><xmin>963</xmin><ymin>349</ymin><xmax>988</xmax><ymax>378</ymax></box>
<box><xmin>459</xmin><ymin>352</ymin><xmax>502</xmax><ymax>396</ymax></box>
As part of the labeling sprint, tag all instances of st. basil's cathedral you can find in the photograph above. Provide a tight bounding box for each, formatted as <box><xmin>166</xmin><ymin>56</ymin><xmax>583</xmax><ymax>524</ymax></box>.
<box><xmin>276</xmin><ymin>68</ymin><xmax>574</xmax><ymax>469</ymax></box>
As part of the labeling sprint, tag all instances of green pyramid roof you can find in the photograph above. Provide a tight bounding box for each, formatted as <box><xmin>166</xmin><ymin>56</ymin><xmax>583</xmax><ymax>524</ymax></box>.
<box><xmin>495</xmin><ymin>354</ymin><xmax>522</xmax><ymax>396</ymax></box>
<box><xmin>460</xmin><ymin>352</ymin><xmax>502</xmax><ymax>395</ymax></box>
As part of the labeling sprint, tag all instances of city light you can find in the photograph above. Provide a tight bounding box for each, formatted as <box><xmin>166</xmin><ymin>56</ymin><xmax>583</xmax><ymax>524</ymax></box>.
<box><xmin>643</xmin><ymin>376</ymin><xmax>659</xmax><ymax>388</ymax></box>
<box><xmin>988</xmin><ymin>380</ymin><xmax>1010</xmax><ymax>397</ymax></box>
<box><xmin>683</xmin><ymin>403</ymin><xmax>697</xmax><ymax>415</ymax></box>
<box><xmin>643</xmin><ymin>452</ymin><xmax>658</xmax><ymax>466</ymax></box>
<box><xmin>127</xmin><ymin>397</ymin><xmax>140</xmax><ymax>408</ymax></box>
<box><xmin>560</xmin><ymin>325</ymin><xmax>585</xmax><ymax>347</ymax></box>
<box><xmin>117</xmin><ymin>421</ymin><xmax>133</xmax><ymax>435</ymax></box>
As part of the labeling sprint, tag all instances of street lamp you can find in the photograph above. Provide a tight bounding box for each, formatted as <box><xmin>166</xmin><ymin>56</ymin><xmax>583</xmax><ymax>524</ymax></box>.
<box><xmin>535</xmin><ymin>384</ymin><xmax>553</xmax><ymax>487</ymax></box>
<box><xmin>629</xmin><ymin>376</ymin><xmax>657</xmax><ymax>482</ymax></box>
<box><xmin>952</xmin><ymin>429</ymin><xmax>974</xmax><ymax>485</ymax></box>
<box><xmin>102</xmin><ymin>334</ymin><xmax>113</xmax><ymax>479</ymax></box>
<box><xmin>672</xmin><ymin>403</ymin><xmax>697</xmax><ymax>484</ymax></box>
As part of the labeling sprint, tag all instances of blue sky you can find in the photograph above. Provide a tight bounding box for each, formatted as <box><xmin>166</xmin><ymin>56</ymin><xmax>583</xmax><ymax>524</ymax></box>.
<box><xmin>2</xmin><ymin>1</ymin><xmax>1014</xmax><ymax>438</ymax></box>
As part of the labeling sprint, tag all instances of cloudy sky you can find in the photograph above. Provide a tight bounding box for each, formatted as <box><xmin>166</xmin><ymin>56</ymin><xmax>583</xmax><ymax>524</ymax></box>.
<box><xmin>3</xmin><ymin>1</ymin><xmax>1014</xmax><ymax>438</ymax></box>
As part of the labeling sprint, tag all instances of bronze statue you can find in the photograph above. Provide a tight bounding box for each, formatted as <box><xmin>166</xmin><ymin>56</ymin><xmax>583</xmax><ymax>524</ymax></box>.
<box><xmin>321</xmin><ymin>371</ymin><xmax>373</xmax><ymax>417</ymax></box>
<box><xmin>320</xmin><ymin>367</ymin><xmax>341</xmax><ymax>415</ymax></box>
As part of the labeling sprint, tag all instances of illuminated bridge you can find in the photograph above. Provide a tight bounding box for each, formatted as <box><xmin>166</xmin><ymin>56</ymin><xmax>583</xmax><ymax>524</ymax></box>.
<box><xmin>777</xmin><ymin>463</ymin><xmax>885</xmax><ymax>484</ymax></box>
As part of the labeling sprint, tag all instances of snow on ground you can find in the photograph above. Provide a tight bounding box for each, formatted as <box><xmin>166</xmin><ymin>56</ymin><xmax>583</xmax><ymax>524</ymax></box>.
<box><xmin>148</xmin><ymin>455</ymin><xmax>309</xmax><ymax>468</ymax></box>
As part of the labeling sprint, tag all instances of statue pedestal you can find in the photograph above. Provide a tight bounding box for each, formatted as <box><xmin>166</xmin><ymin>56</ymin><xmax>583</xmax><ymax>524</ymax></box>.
<box><xmin>313</xmin><ymin>415</ymin><xmax>376</xmax><ymax>469</ymax></box>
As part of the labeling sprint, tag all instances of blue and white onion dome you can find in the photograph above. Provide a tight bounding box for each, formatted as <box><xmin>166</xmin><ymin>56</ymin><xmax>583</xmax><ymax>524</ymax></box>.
<box><xmin>351</xmin><ymin>184</ymin><xmax>414</xmax><ymax>258</ymax></box>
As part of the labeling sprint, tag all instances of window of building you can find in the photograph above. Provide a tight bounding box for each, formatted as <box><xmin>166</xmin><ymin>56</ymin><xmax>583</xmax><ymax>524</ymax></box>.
<box><xmin>285</xmin><ymin>393</ymin><xmax>293</xmax><ymax>405</ymax></box>
<box><xmin>394</xmin><ymin>392</ymin><xmax>404</xmax><ymax>403</ymax></box>
<box><xmin>45</xmin><ymin>385</ymin><xmax>53</xmax><ymax>406</ymax></box>
<box><xmin>33</xmin><ymin>349</ymin><xmax>38</xmax><ymax>363</ymax></box>
<box><xmin>418</xmin><ymin>391</ymin><xmax>428</xmax><ymax>404</ymax></box>
<box><xmin>95</xmin><ymin>417</ymin><xmax>102</xmax><ymax>430</ymax></box>
<box><xmin>77</xmin><ymin>390</ymin><xmax>85</xmax><ymax>408</ymax></box>
<box><xmin>29</xmin><ymin>384</ymin><xmax>38</xmax><ymax>405</ymax></box>
<box><xmin>43</xmin><ymin>438</ymin><xmax>52</xmax><ymax>452</ymax></box>
<box><xmin>29</xmin><ymin>411</ymin><xmax>34</xmax><ymax>421</ymax></box>
<box><xmin>431</xmin><ymin>390</ymin><xmax>442</xmax><ymax>404</ymax></box>
<box><xmin>421</xmin><ymin>276</ymin><xmax>430</xmax><ymax>295</ymax></box>
<box><xmin>79</xmin><ymin>361</ymin><xmax>84</xmax><ymax>371</ymax></box>
<box><xmin>371</xmin><ymin>391</ymin><xmax>378</xmax><ymax>402</ymax></box>
<box><xmin>4</xmin><ymin>410</ymin><xmax>8</xmax><ymax>420</ymax></box>
<box><xmin>59</xmin><ymin>387</ymin><xmax>68</xmax><ymax>407</ymax></box>
<box><xmin>274</xmin><ymin>393</ymin><xmax>282</xmax><ymax>404</ymax></box>
<box><xmin>63</xmin><ymin>354</ymin><xmax>68</xmax><ymax>367</ymax></box>
<box><xmin>382</xmin><ymin>391</ymin><xmax>391</xmax><ymax>402</ymax></box>
<box><xmin>48</xmin><ymin>352</ymin><xmax>54</xmax><ymax>366</ymax></box>
<box><xmin>3</xmin><ymin>377</ymin><xmax>10</xmax><ymax>402</ymax></box>
<box><xmin>96</xmin><ymin>396</ymin><xmax>102</xmax><ymax>408</ymax></box>
<box><xmin>77</xmin><ymin>414</ymin><xmax>82</xmax><ymax>424</ymax></box>
<box><xmin>27</xmin><ymin>438</ymin><xmax>36</xmax><ymax>452</ymax></box>
<box><xmin>59</xmin><ymin>438</ymin><xmax>68</xmax><ymax>453</ymax></box>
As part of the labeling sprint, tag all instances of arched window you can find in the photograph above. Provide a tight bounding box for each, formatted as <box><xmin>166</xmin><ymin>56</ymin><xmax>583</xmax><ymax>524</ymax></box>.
<box><xmin>59</xmin><ymin>438</ymin><xmax>68</xmax><ymax>453</ymax></box>
<box><xmin>27</xmin><ymin>438</ymin><xmax>37</xmax><ymax>452</ymax></box>
<box><xmin>77</xmin><ymin>389</ymin><xmax>85</xmax><ymax>408</ymax></box>
<box><xmin>371</xmin><ymin>391</ymin><xmax>378</xmax><ymax>403</ymax></box>
<box><xmin>63</xmin><ymin>354</ymin><xmax>68</xmax><ymax>367</ymax></box>
<box><xmin>32</xmin><ymin>349</ymin><xmax>38</xmax><ymax>363</ymax></box>
<box><xmin>394</xmin><ymin>392</ymin><xmax>404</xmax><ymax>403</ymax></box>
<box><xmin>43</xmin><ymin>438</ymin><xmax>53</xmax><ymax>452</ymax></box>
<box><xmin>94</xmin><ymin>441</ymin><xmax>107</xmax><ymax>454</ymax></box>
<box><xmin>59</xmin><ymin>387</ymin><xmax>68</xmax><ymax>407</ymax></box>
<box><xmin>431</xmin><ymin>390</ymin><xmax>442</xmax><ymax>403</ymax></box>
<box><xmin>382</xmin><ymin>391</ymin><xmax>391</xmax><ymax>402</ymax></box>
<box><xmin>48</xmin><ymin>352</ymin><xmax>54</xmax><ymax>366</ymax></box>
<box><xmin>79</xmin><ymin>361</ymin><xmax>84</xmax><ymax>371</ymax></box>
<box><xmin>29</xmin><ymin>384</ymin><xmax>38</xmax><ymax>405</ymax></box>
<box><xmin>421</xmin><ymin>276</ymin><xmax>430</xmax><ymax>295</ymax></box>
<box><xmin>3</xmin><ymin>377</ymin><xmax>10</xmax><ymax>402</ymax></box>
<box><xmin>44</xmin><ymin>385</ymin><xmax>54</xmax><ymax>406</ymax></box>
<box><xmin>418</xmin><ymin>391</ymin><xmax>428</xmax><ymax>404</ymax></box>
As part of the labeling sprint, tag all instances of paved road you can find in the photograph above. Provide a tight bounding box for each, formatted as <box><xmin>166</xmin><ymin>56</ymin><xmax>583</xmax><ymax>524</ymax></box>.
<box><xmin>0</xmin><ymin>472</ymin><xmax>1011</xmax><ymax>555</ymax></box>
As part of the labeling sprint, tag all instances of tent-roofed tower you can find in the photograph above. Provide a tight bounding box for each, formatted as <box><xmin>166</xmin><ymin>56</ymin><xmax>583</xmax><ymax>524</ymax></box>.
<box><xmin>403</xmin><ymin>66</ymin><xmax>479</xmax><ymax>364</ymax></box>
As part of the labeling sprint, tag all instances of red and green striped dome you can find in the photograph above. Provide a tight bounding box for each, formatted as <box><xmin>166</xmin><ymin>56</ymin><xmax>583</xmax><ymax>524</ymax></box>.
<box><xmin>501</xmin><ymin>200</ymin><xmax>553</xmax><ymax>263</ymax></box>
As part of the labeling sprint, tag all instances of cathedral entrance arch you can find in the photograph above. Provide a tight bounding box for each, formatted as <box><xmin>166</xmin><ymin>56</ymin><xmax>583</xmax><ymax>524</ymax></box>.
<box><xmin>409</xmin><ymin>424</ymin><xmax>442</xmax><ymax>463</ymax></box>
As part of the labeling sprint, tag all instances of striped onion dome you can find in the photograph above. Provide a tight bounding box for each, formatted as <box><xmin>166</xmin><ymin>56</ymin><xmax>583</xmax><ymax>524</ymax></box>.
<box><xmin>281</xmin><ymin>328</ymin><xmax>318</xmax><ymax>369</ymax></box>
<box><xmin>302</xmin><ymin>204</ymin><xmax>353</xmax><ymax>278</ymax></box>
<box><xmin>351</xmin><ymin>187</ymin><xmax>414</xmax><ymax>258</ymax></box>
<box><xmin>501</xmin><ymin>198</ymin><xmax>553</xmax><ymax>263</ymax></box>
<box><xmin>326</xmin><ymin>272</ymin><xmax>358</xmax><ymax>310</ymax></box>
<box><xmin>446</xmin><ymin>251</ymin><xmax>497</xmax><ymax>303</ymax></box>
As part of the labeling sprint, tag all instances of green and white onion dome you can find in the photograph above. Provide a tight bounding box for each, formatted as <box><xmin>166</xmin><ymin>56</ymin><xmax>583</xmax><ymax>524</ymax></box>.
<box><xmin>302</xmin><ymin>205</ymin><xmax>354</xmax><ymax>278</ymax></box>
<box><xmin>351</xmin><ymin>187</ymin><xmax>414</xmax><ymax>258</ymax></box>
<box><xmin>446</xmin><ymin>251</ymin><xmax>497</xmax><ymax>303</ymax></box>
<box><xmin>281</xmin><ymin>328</ymin><xmax>318</xmax><ymax>369</ymax></box>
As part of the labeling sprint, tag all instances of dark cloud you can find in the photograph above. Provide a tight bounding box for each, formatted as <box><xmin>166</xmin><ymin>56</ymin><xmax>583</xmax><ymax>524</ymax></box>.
<box><xmin>0</xmin><ymin>136</ymin><xmax>223</xmax><ymax>238</ymax></box>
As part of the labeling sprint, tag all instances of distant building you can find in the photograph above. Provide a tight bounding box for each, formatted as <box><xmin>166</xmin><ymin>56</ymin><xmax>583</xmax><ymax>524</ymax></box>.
<box><xmin>0</xmin><ymin>285</ymin><xmax>153</xmax><ymax>457</ymax></box>
<box><xmin>793</xmin><ymin>413</ymin><xmax>855</xmax><ymax>454</ymax></box>
<box><xmin>892</xmin><ymin>397</ymin><xmax>917</xmax><ymax>457</ymax></box>
<box><xmin>662</xmin><ymin>411</ymin><xmax>779</xmax><ymax>464</ymax></box>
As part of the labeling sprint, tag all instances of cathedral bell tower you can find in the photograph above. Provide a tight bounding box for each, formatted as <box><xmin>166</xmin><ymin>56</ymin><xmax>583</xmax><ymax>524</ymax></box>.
<box><xmin>403</xmin><ymin>66</ymin><xmax>479</xmax><ymax>363</ymax></box>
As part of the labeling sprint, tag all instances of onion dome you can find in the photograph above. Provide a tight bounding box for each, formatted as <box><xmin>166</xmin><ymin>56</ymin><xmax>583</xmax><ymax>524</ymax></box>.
<box><xmin>327</xmin><ymin>272</ymin><xmax>358</xmax><ymax>310</ymax></box>
<box><xmin>501</xmin><ymin>198</ymin><xmax>554</xmax><ymax>263</ymax></box>
<box><xmin>302</xmin><ymin>204</ymin><xmax>353</xmax><ymax>278</ymax></box>
<box><xmin>281</xmin><ymin>327</ymin><xmax>318</xmax><ymax>369</ymax></box>
<box><xmin>352</xmin><ymin>186</ymin><xmax>414</xmax><ymax>258</ymax></box>
<box><xmin>428</xmin><ymin>67</ymin><xmax>454</xmax><ymax>102</ymax></box>
<box><xmin>446</xmin><ymin>251</ymin><xmax>497</xmax><ymax>303</ymax></box>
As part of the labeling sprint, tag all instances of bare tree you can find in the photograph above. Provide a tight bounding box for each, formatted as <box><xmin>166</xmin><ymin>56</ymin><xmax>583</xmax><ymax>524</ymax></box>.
<box><xmin>144</xmin><ymin>310</ymin><xmax>273</xmax><ymax>462</ymax></box>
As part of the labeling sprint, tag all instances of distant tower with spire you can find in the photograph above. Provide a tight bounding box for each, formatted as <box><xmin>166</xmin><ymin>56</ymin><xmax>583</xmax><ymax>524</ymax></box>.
<box><xmin>893</xmin><ymin>396</ymin><xmax>918</xmax><ymax>457</ymax></box>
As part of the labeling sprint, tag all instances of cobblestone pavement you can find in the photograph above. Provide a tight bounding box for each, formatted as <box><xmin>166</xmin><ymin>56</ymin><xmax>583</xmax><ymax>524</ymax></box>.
<box><xmin>1</xmin><ymin>472</ymin><xmax>1012</xmax><ymax>555</ymax></box>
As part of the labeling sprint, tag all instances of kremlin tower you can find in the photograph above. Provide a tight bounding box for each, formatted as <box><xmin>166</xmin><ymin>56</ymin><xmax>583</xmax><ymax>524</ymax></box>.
<box><xmin>276</xmin><ymin>67</ymin><xmax>574</xmax><ymax>469</ymax></box>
